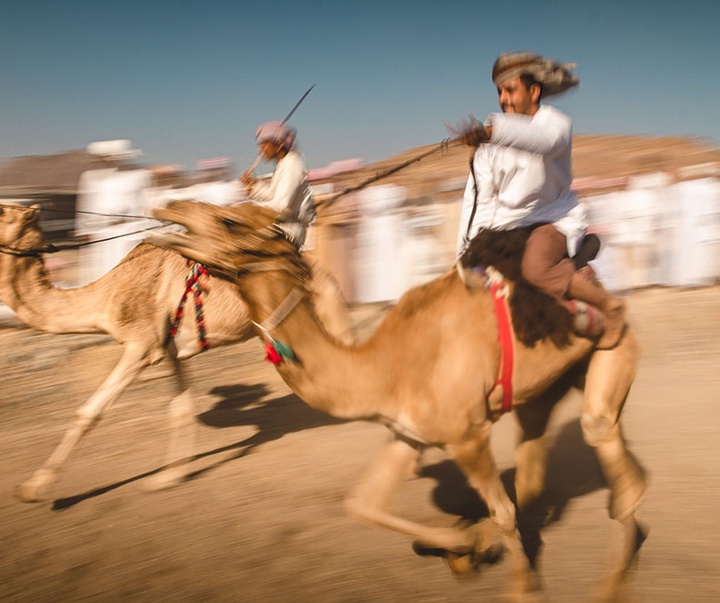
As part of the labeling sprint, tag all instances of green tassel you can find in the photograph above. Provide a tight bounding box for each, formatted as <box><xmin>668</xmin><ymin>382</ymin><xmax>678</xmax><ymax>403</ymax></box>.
<box><xmin>271</xmin><ymin>339</ymin><xmax>296</xmax><ymax>362</ymax></box>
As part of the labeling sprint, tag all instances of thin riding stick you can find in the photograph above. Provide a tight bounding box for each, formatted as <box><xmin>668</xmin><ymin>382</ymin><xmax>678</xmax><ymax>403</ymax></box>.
<box><xmin>242</xmin><ymin>84</ymin><xmax>316</xmax><ymax>178</ymax></box>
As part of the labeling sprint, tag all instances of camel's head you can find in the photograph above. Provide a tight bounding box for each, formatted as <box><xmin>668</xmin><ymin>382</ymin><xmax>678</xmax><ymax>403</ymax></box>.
<box><xmin>150</xmin><ymin>200</ymin><xmax>306</xmax><ymax>280</ymax></box>
<box><xmin>0</xmin><ymin>203</ymin><xmax>44</xmax><ymax>250</ymax></box>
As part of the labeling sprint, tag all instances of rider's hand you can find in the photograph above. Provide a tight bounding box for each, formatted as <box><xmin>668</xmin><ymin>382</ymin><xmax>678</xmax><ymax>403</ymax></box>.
<box><xmin>239</xmin><ymin>171</ymin><xmax>255</xmax><ymax>191</ymax></box>
<box><xmin>446</xmin><ymin>114</ymin><xmax>492</xmax><ymax>147</ymax></box>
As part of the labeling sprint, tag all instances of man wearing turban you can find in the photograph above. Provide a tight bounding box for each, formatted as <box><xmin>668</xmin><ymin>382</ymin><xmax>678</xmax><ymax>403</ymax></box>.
<box><xmin>450</xmin><ymin>51</ymin><xmax>625</xmax><ymax>349</ymax></box>
<box><xmin>240</xmin><ymin>120</ymin><xmax>316</xmax><ymax>248</ymax></box>
<box><xmin>239</xmin><ymin>121</ymin><xmax>355</xmax><ymax>346</ymax></box>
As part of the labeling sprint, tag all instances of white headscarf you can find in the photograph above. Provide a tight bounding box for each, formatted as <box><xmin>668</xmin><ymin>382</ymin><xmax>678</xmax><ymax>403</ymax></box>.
<box><xmin>255</xmin><ymin>120</ymin><xmax>297</xmax><ymax>150</ymax></box>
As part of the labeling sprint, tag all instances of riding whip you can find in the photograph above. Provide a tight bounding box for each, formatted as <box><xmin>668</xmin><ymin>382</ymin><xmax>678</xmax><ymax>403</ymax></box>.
<box><xmin>243</xmin><ymin>84</ymin><xmax>316</xmax><ymax>175</ymax></box>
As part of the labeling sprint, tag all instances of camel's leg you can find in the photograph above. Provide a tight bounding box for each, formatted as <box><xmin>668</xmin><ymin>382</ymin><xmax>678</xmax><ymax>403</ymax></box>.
<box><xmin>514</xmin><ymin>392</ymin><xmax>558</xmax><ymax>512</ymax></box>
<box><xmin>581</xmin><ymin>332</ymin><xmax>647</xmax><ymax>596</ymax></box>
<box><xmin>16</xmin><ymin>345</ymin><xmax>150</xmax><ymax>503</ymax></box>
<box><xmin>344</xmin><ymin>438</ymin><xmax>480</xmax><ymax>552</ymax></box>
<box><xmin>143</xmin><ymin>341</ymin><xmax>197</xmax><ymax>491</ymax></box>
<box><xmin>450</xmin><ymin>423</ymin><xmax>538</xmax><ymax>594</ymax></box>
<box><xmin>512</xmin><ymin>390</ymin><xmax>560</xmax><ymax>572</ymax></box>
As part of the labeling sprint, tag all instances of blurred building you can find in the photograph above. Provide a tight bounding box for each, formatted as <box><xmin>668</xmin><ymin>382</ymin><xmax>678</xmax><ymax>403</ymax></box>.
<box><xmin>0</xmin><ymin>140</ymin><xmax>148</xmax><ymax>292</ymax></box>
<box><xmin>0</xmin><ymin>144</ymin><xmax>140</xmax><ymax>242</ymax></box>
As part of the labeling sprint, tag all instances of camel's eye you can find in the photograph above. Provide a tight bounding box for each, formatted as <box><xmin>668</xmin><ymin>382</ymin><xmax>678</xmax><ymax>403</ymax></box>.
<box><xmin>222</xmin><ymin>218</ymin><xmax>238</xmax><ymax>229</ymax></box>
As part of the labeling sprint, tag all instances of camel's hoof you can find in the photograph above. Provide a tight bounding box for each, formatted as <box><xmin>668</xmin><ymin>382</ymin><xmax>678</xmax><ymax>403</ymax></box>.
<box><xmin>413</xmin><ymin>541</ymin><xmax>504</xmax><ymax>578</ymax></box>
<box><xmin>477</xmin><ymin>542</ymin><xmax>504</xmax><ymax>565</ymax></box>
<box><xmin>15</xmin><ymin>470</ymin><xmax>55</xmax><ymax>503</ymax></box>
<box><xmin>444</xmin><ymin>552</ymin><xmax>476</xmax><ymax>577</ymax></box>
<box><xmin>142</xmin><ymin>468</ymin><xmax>188</xmax><ymax>492</ymax></box>
<box><xmin>508</xmin><ymin>569</ymin><xmax>542</xmax><ymax>596</ymax></box>
<box><xmin>590</xmin><ymin>576</ymin><xmax>632</xmax><ymax>603</ymax></box>
<box><xmin>15</xmin><ymin>483</ymin><xmax>47</xmax><ymax>503</ymax></box>
<box><xmin>413</xmin><ymin>542</ymin><xmax>473</xmax><ymax>566</ymax></box>
<box><xmin>497</xmin><ymin>589</ymin><xmax>547</xmax><ymax>603</ymax></box>
<box><xmin>445</xmin><ymin>545</ymin><xmax>504</xmax><ymax>577</ymax></box>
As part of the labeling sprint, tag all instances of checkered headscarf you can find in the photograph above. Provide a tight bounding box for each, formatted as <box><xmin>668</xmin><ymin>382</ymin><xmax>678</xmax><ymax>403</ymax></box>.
<box><xmin>492</xmin><ymin>51</ymin><xmax>579</xmax><ymax>97</ymax></box>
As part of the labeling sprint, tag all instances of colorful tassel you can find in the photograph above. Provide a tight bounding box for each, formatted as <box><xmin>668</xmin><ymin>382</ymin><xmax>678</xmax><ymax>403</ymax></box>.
<box><xmin>272</xmin><ymin>340</ymin><xmax>296</xmax><ymax>362</ymax></box>
<box><xmin>264</xmin><ymin>340</ymin><xmax>284</xmax><ymax>365</ymax></box>
<box><xmin>263</xmin><ymin>339</ymin><xmax>296</xmax><ymax>366</ymax></box>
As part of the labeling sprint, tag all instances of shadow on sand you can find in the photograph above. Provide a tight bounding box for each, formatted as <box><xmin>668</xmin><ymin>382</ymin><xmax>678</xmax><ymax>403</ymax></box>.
<box><xmin>417</xmin><ymin>418</ymin><xmax>608</xmax><ymax>568</ymax></box>
<box><xmin>52</xmin><ymin>382</ymin><xmax>345</xmax><ymax>510</ymax></box>
<box><xmin>52</xmin><ymin>383</ymin><xmax>611</xmax><ymax>569</ymax></box>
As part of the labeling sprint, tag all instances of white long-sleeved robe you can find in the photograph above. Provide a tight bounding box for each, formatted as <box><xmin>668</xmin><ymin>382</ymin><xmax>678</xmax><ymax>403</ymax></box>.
<box><xmin>247</xmin><ymin>150</ymin><xmax>315</xmax><ymax>246</ymax></box>
<box><xmin>457</xmin><ymin>104</ymin><xmax>587</xmax><ymax>257</ymax></box>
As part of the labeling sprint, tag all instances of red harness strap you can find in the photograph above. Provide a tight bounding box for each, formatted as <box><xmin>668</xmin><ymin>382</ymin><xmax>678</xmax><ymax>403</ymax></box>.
<box><xmin>169</xmin><ymin>260</ymin><xmax>210</xmax><ymax>351</ymax></box>
<box><xmin>489</xmin><ymin>282</ymin><xmax>515</xmax><ymax>414</ymax></box>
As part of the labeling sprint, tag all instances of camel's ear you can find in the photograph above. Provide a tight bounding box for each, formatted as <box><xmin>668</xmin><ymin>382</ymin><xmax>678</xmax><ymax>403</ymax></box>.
<box><xmin>25</xmin><ymin>204</ymin><xmax>41</xmax><ymax>223</ymax></box>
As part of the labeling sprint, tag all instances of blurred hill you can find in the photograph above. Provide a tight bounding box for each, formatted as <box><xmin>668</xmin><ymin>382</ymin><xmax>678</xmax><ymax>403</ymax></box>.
<box><xmin>316</xmin><ymin>135</ymin><xmax>720</xmax><ymax>210</ymax></box>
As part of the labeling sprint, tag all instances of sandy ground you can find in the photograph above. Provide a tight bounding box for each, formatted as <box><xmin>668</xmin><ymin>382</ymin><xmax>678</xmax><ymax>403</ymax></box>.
<box><xmin>1</xmin><ymin>286</ymin><xmax>719</xmax><ymax>602</ymax></box>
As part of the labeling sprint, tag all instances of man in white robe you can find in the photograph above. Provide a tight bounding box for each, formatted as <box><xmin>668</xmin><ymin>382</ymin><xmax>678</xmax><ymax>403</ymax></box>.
<box><xmin>239</xmin><ymin>121</ymin><xmax>355</xmax><ymax>345</ymax></box>
<box><xmin>76</xmin><ymin>168</ymin><xmax>152</xmax><ymax>286</ymax></box>
<box><xmin>451</xmin><ymin>51</ymin><xmax>626</xmax><ymax>348</ymax></box>
<box><xmin>240</xmin><ymin>121</ymin><xmax>315</xmax><ymax>248</ymax></box>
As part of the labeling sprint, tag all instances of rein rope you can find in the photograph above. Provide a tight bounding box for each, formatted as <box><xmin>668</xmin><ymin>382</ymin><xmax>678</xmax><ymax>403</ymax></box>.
<box><xmin>0</xmin><ymin>201</ymin><xmax>178</xmax><ymax>256</ymax></box>
<box><xmin>168</xmin><ymin>260</ymin><xmax>210</xmax><ymax>351</ymax></box>
<box><xmin>0</xmin><ymin>243</ymin><xmax>62</xmax><ymax>257</ymax></box>
<box><xmin>0</xmin><ymin>223</ymin><xmax>172</xmax><ymax>257</ymax></box>
<box><xmin>318</xmin><ymin>138</ymin><xmax>460</xmax><ymax>210</ymax></box>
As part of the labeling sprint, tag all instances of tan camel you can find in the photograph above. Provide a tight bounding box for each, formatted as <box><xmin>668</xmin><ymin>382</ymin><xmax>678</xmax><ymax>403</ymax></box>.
<box><xmin>151</xmin><ymin>199</ymin><xmax>648</xmax><ymax>600</ymax></box>
<box><xmin>0</xmin><ymin>202</ymin><xmax>353</xmax><ymax>503</ymax></box>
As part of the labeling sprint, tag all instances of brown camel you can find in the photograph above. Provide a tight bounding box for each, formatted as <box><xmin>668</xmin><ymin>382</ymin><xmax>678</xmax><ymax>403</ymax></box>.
<box><xmin>0</xmin><ymin>202</ymin><xmax>353</xmax><ymax>503</ymax></box>
<box><xmin>151</xmin><ymin>199</ymin><xmax>648</xmax><ymax>600</ymax></box>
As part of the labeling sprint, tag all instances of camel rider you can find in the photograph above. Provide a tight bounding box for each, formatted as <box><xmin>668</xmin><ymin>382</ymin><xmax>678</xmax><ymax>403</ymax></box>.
<box><xmin>240</xmin><ymin>120</ymin><xmax>316</xmax><ymax>248</ymax></box>
<box><xmin>450</xmin><ymin>51</ymin><xmax>626</xmax><ymax>349</ymax></box>
<box><xmin>240</xmin><ymin>120</ymin><xmax>355</xmax><ymax>345</ymax></box>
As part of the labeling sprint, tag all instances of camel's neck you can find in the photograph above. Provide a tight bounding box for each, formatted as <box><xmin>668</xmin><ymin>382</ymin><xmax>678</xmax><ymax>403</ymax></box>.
<box><xmin>238</xmin><ymin>272</ymin><xmax>391</xmax><ymax>421</ymax></box>
<box><xmin>0</xmin><ymin>248</ymin><xmax>104</xmax><ymax>334</ymax></box>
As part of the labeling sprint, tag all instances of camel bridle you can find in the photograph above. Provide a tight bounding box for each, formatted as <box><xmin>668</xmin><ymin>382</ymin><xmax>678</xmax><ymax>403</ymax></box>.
<box><xmin>208</xmin><ymin>220</ymin><xmax>308</xmax><ymax>357</ymax></box>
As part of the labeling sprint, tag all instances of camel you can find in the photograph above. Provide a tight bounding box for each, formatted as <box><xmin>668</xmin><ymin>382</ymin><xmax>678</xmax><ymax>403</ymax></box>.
<box><xmin>151</xmin><ymin>199</ymin><xmax>648</xmax><ymax>600</ymax></box>
<box><xmin>0</xmin><ymin>201</ymin><xmax>354</xmax><ymax>503</ymax></box>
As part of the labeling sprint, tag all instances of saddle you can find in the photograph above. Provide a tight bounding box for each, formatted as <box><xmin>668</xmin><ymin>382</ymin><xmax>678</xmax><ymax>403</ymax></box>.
<box><xmin>459</xmin><ymin>226</ymin><xmax>602</xmax><ymax>348</ymax></box>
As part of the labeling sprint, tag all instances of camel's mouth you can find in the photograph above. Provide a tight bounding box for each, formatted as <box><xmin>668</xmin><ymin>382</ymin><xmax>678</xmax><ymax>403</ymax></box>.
<box><xmin>150</xmin><ymin>199</ymin><xmax>296</xmax><ymax>278</ymax></box>
<box><xmin>0</xmin><ymin>203</ymin><xmax>43</xmax><ymax>250</ymax></box>
<box><xmin>153</xmin><ymin>203</ymin><xmax>204</xmax><ymax>236</ymax></box>
<box><xmin>149</xmin><ymin>202</ymin><xmax>226</xmax><ymax>270</ymax></box>
<box><xmin>148</xmin><ymin>229</ymin><xmax>192</xmax><ymax>251</ymax></box>
<box><xmin>151</xmin><ymin>200</ymin><xmax>275</xmax><ymax>276</ymax></box>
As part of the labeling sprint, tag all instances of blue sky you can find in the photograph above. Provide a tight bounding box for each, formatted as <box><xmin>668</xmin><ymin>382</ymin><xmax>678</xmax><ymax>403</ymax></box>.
<box><xmin>1</xmin><ymin>0</ymin><xmax>718</xmax><ymax>173</ymax></box>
